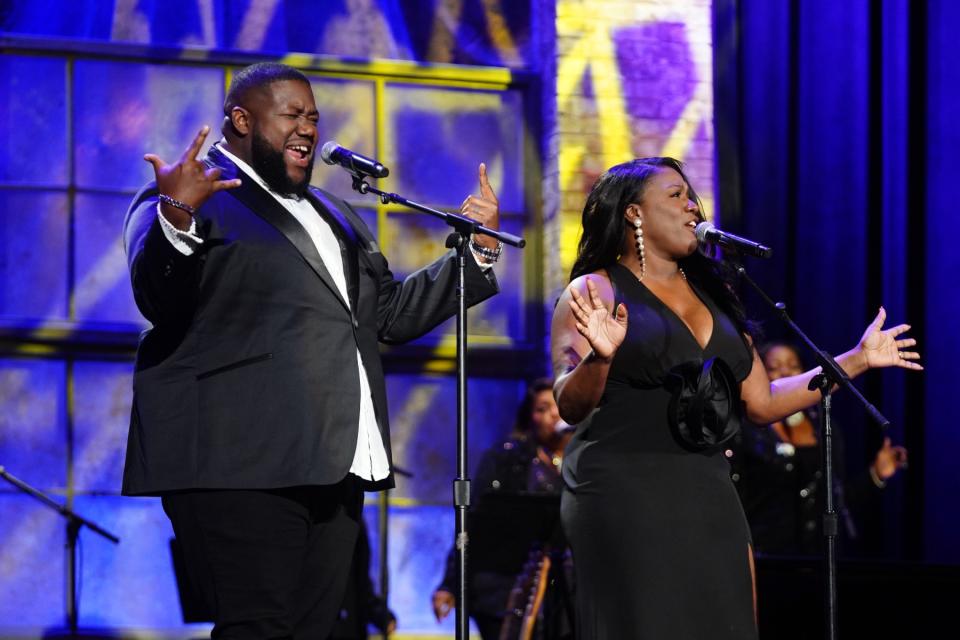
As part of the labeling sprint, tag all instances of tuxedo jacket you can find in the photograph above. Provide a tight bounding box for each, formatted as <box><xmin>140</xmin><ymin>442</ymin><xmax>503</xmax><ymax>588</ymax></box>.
<box><xmin>121</xmin><ymin>146</ymin><xmax>498</xmax><ymax>496</ymax></box>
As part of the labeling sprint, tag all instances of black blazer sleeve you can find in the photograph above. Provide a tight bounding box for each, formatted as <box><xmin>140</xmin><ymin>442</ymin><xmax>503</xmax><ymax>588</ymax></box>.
<box><xmin>375</xmin><ymin>250</ymin><xmax>498</xmax><ymax>345</ymax></box>
<box><xmin>123</xmin><ymin>182</ymin><xmax>203</xmax><ymax>326</ymax></box>
<box><xmin>309</xmin><ymin>187</ymin><xmax>499</xmax><ymax>346</ymax></box>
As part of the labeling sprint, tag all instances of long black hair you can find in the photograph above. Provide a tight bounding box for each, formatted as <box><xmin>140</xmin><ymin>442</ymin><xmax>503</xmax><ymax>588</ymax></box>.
<box><xmin>568</xmin><ymin>157</ymin><xmax>757</xmax><ymax>341</ymax></box>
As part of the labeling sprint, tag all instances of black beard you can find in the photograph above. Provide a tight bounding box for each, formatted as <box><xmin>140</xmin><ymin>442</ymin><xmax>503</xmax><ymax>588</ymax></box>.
<box><xmin>250</xmin><ymin>129</ymin><xmax>313</xmax><ymax>196</ymax></box>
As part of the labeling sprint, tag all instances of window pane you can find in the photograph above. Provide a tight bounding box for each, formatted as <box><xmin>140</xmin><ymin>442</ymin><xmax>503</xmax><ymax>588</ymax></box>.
<box><xmin>0</xmin><ymin>56</ymin><xmax>69</xmax><ymax>186</ymax></box>
<box><xmin>0</xmin><ymin>495</ymin><xmax>65</xmax><ymax>627</ymax></box>
<box><xmin>74</xmin><ymin>192</ymin><xmax>147</xmax><ymax>327</ymax></box>
<box><xmin>0</xmin><ymin>358</ymin><xmax>67</xmax><ymax>491</ymax></box>
<box><xmin>382</xmin><ymin>212</ymin><xmax>526</xmax><ymax>344</ymax></box>
<box><xmin>74</xmin><ymin>61</ymin><xmax>224</xmax><ymax>191</ymax></box>
<box><xmin>384</xmin><ymin>374</ymin><xmax>524</xmax><ymax>504</ymax></box>
<box><xmin>308</xmin><ymin>77</ymin><xmax>377</xmax><ymax>203</ymax></box>
<box><xmin>384</xmin><ymin>85</ymin><xmax>525</xmax><ymax>212</ymax></box>
<box><xmin>373</xmin><ymin>504</ymin><xmax>458</xmax><ymax>635</ymax></box>
<box><xmin>73</xmin><ymin>361</ymin><xmax>134</xmax><ymax>495</ymax></box>
<box><xmin>0</xmin><ymin>190</ymin><xmax>70</xmax><ymax>322</ymax></box>
<box><xmin>73</xmin><ymin>496</ymin><xmax>188</xmax><ymax>628</ymax></box>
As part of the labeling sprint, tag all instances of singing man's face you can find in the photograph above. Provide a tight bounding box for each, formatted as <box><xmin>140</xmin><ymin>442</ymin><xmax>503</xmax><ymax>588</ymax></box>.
<box><xmin>247</xmin><ymin>79</ymin><xmax>319</xmax><ymax>196</ymax></box>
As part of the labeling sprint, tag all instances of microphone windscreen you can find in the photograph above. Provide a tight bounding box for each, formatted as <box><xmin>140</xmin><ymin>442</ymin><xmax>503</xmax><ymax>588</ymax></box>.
<box><xmin>694</xmin><ymin>221</ymin><xmax>715</xmax><ymax>243</ymax></box>
<box><xmin>319</xmin><ymin>141</ymin><xmax>339</xmax><ymax>165</ymax></box>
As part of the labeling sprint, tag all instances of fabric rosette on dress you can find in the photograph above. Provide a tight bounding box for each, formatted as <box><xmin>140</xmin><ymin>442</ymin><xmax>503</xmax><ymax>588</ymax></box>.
<box><xmin>664</xmin><ymin>357</ymin><xmax>742</xmax><ymax>451</ymax></box>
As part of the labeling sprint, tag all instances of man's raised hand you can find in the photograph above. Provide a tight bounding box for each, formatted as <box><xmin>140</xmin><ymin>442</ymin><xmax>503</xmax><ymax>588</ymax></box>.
<box><xmin>143</xmin><ymin>125</ymin><xmax>241</xmax><ymax>229</ymax></box>
<box><xmin>460</xmin><ymin>162</ymin><xmax>500</xmax><ymax>249</ymax></box>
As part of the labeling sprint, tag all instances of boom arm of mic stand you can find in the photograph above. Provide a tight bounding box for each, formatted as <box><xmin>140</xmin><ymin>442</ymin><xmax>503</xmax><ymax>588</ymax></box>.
<box><xmin>350</xmin><ymin>175</ymin><xmax>526</xmax><ymax>248</ymax></box>
<box><xmin>0</xmin><ymin>465</ymin><xmax>120</xmax><ymax>543</ymax></box>
<box><xmin>736</xmin><ymin>266</ymin><xmax>890</xmax><ymax>430</ymax></box>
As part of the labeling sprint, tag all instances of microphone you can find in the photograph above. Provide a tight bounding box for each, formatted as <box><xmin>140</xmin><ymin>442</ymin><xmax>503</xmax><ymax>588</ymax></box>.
<box><xmin>694</xmin><ymin>221</ymin><xmax>773</xmax><ymax>259</ymax></box>
<box><xmin>555</xmin><ymin>420</ymin><xmax>576</xmax><ymax>435</ymax></box>
<box><xmin>320</xmin><ymin>141</ymin><xmax>389</xmax><ymax>179</ymax></box>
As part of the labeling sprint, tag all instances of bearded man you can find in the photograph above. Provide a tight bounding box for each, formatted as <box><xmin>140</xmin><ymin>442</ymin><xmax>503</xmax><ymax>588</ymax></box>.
<box><xmin>121</xmin><ymin>62</ymin><xmax>500</xmax><ymax>638</ymax></box>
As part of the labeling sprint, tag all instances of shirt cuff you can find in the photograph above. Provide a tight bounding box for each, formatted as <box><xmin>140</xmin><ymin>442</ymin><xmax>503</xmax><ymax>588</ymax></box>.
<box><xmin>469</xmin><ymin>245</ymin><xmax>495</xmax><ymax>272</ymax></box>
<box><xmin>157</xmin><ymin>202</ymin><xmax>203</xmax><ymax>256</ymax></box>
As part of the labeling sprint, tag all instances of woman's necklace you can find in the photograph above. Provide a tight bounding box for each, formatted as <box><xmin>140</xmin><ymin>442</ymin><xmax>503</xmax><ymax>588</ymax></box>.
<box><xmin>649</xmin><ymin>267</ymin><xmax>687</xmax><ymax>281</ymax></box>
<box><xmin>622</xmin><ymin>260</ymin><xmax>686</xmax><ymax>282</ymax></box>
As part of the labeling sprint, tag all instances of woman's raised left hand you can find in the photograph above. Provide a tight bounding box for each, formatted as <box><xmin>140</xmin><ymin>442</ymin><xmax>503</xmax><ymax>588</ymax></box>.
<box><xmin>857</xmin><ymin>306</ymin><xmax>923</xmax><ymax>371</ymax></box>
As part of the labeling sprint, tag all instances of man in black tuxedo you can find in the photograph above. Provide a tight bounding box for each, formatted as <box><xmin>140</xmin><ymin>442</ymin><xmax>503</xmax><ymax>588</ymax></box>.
<box><xmin>122</xmin><ymin>62</ymin><xmax>500</xmax><ymax>638</ymax></box>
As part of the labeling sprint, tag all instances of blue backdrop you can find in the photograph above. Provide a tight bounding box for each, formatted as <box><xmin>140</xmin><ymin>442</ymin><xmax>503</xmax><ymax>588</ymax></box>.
<box><xmin>717</xmin><ymin>0</ymin><xmax>960</xmax><ymax>564</ymax></box>
<box><xmin>0</xmin><ymin>1</ymin><xmax>546</xmax><ymax>635</ymax></box>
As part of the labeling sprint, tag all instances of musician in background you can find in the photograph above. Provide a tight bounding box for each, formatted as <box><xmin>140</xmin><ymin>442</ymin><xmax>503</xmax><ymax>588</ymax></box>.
<box><xmin>729</xmin><ymin>341</ymin><xmax>909</xmax><ymax>555</ymax></box>
<box><xmin>431</xmin><ymin>378</ymin><xmax>572</xmax><ymax>639</ymax></box>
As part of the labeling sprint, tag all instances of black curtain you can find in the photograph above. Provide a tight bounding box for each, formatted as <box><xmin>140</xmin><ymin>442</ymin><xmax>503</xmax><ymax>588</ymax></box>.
<box><xmin>715</xmin><ymin>0</ymin><xmax>960</xmax><ymax>564</ymax></box>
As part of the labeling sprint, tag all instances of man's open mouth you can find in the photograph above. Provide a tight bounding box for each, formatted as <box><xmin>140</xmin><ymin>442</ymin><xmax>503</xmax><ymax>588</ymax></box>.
<box><xmin>285</xmin><ymin>143</ymin><xmax>312</xmax><ymax>168</ymax></box>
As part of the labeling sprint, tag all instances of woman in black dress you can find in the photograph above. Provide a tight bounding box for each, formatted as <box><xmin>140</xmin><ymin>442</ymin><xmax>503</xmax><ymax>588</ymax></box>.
<box><xmin>550</xmin><ymin>157</ymin><xmax>921</xmax><ymax>639</ymax></box>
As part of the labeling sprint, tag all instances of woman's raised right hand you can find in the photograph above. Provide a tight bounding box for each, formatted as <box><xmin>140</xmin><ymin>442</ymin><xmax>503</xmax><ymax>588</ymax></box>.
<box><xmin>568</xmin><ymin>276</ymin><xmax>628</xmax><ymax>361</ymax></box>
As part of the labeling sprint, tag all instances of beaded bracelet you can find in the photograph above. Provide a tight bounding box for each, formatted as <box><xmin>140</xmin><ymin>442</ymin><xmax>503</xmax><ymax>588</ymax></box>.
<box><xmin>158</xmin><ymin>193</ymin><xmax>197</xmax><ymax>215</ymax></box>
<box><xmin>470</xmin><ymin>239</ymin><xmax>503</xmax><ymax>263</ymax></box>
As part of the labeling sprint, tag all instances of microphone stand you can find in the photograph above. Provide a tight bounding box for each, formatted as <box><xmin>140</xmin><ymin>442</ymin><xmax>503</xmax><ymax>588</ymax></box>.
<box><xmin>350</xmin><ymin>174</ymin><xmax>525</xmax><ymax>640</ymax></box>
<box><xmin>0</xmin><ymin>465</ymin><xmax>120</xmax><ymax>638</ymax></box>
<box><xmin>736</xmin><ymin>265</ymin><xmax>889</xmax><ymax>640</ymax></box>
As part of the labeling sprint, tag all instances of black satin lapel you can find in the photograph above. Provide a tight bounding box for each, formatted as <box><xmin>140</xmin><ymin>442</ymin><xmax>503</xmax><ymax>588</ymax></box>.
<box><xmin>308</xmin><ymin>189</ymin><xmax>361</xmax><ymax>310</ymax></box>
<box><xmin>207</xmin><ymin>149</ymin><xmax>350</xmax><ymax>314</ymax></box>
<box><xmin>204</xmin><ymin>146</ymin><xmax>240</xmax><ymax>181</ymax></box>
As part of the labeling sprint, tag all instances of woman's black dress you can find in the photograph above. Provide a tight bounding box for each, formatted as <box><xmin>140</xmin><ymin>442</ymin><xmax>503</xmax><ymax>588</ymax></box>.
<box><xmin>561</xmin><ymin>264</ymin><xmax>757</xmax><ymax>639</ymax></box>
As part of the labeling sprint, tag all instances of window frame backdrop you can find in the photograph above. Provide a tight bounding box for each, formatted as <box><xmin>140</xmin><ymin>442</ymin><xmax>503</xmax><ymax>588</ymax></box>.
<box><xmin>0</xmin><ymin>35</ymin><xmax>546</xmax><ymax>637</ymax></box>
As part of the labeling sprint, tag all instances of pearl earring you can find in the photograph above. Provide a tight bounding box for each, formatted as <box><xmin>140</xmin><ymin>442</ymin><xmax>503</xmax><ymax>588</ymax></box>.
<box><xmin>634</xmin><ymin>217</ymin><xmax>646</xmax><ymax>280</ymax></box>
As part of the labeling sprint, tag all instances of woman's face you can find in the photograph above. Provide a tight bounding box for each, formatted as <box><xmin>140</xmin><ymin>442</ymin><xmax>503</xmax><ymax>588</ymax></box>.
<box><xmin>763</xmin><ymin>345</ymin><xmax>803</xmax><ymax>381</ymax></box>
<box><xmin>628</xmin><ymin>167</ymin><xmax>701</xmax><ymax>258</ymax></box>
<box><xmin>530</xmin><ymin>389</ymin><xmax>562</xmax><ymax>445</ymax></box>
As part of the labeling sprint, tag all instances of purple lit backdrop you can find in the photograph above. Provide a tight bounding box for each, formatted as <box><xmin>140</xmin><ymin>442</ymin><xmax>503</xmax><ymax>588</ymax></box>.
<box><xmin>2</xmin><ymin>0</ymin><xmax>959</xmax><ymax>638</ymax></box>
<box><xmin>724</xmin><ymin>0</ymin><xmax>960</xmax><ymax>563</ymax></box>
<box><xmin>0</xmin><ymin>2</ymin><xmax>544</xmax><ymax>635</ymax></box>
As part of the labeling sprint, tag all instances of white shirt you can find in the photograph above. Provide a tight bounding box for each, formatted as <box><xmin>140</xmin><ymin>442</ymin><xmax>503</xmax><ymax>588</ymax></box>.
<box><xmin>158</xmin><ymin>143</ymin><xmax>389</xmax><ymax>481</ymax></box>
